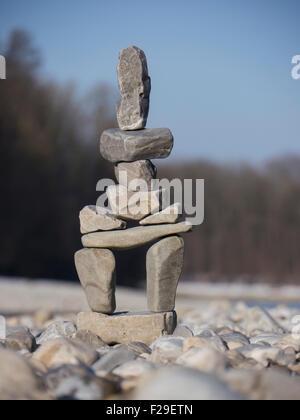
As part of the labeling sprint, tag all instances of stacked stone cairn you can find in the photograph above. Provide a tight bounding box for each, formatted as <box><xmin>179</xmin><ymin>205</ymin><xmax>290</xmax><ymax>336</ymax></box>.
<box><xmin>75</xmin><ymin>46</ymin><xmax>192</xmax><ymax>344</ymax></box>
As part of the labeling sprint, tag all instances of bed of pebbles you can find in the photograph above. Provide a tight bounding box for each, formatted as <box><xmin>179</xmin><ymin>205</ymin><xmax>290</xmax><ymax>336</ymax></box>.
<box><xmin>1</xmin><ymin>299</ymin><xmax>300</xmax><ymax>400</ymax></box>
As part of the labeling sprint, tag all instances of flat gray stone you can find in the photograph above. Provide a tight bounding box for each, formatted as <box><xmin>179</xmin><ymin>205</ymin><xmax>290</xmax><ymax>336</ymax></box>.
<box><xmin>140</xmin><ymin>203</ymin><xmax>181</xmax><ymax>225</ymax></box>
<box><xmin>147</xmin><ymin>236</ymin><xmax>184</xmax><ymax>312</ymax></box>
<box><xmin>236</xmin><ymin>344</ymin><xmax>286</xmax><ymax>367</ymax></box>
<box><xmin>115</xmin><ymin>160</ymin><xmax>157</xmax><ymax>192</ymax></box>
<box><xmin>100</xmin><ymin>128</ymin><xmax>173</xmax><ymax>163</ymax></box>
<box><xmin>77</xmin><ymin>311</ymin><xmax>177</xmax><ymax>345</ymax></box>
<box><xmin>112</xmin><ymin>360</ymin><xmax>155</xmax><ymax>378</ymax></box>
<box><xmin>81</xmin><ymin>221</ymin><xmax>192</xmax><ymax>250</ymax></box>
<box><xmin>79</xmin><ymin>205</ymin><xmax>126</xmax><ymax>234</ymax></box>
<box><xmin>74</xmin><ymin>249</ymin><xmax>116</xmax><ymax>314</ymax></box>
<box><xmin>173</xmin><ymin>325</ymin><xmax>194</xmax><ymax>338</ymax></box>
<box><xmin>117</xmin><ymin>46</ymin><xmax>151</xmax><ymax>131</ymax></box>
<box><xmin>106</xmin><ymin>185</ymin><xmax>162</xmax><ymax>221</ymax></box>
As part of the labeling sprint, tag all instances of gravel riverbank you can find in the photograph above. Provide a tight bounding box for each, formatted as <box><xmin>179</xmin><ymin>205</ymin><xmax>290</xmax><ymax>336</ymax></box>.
<box><xmin>1</xmin><ymin>278</ymin><xmax>300</xmax><ymax>400</ymax></box>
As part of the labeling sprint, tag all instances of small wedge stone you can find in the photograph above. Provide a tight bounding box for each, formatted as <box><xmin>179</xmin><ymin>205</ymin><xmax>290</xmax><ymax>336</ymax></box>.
<box><xmin>100</xmin><ymin>128</ymin><xmax>173</xmax><ymax>163</ymax></box>
<box><xmin>115</xmin><ymin>160</ymin><xmax>157</xmax><ymax>192</ymax></box>
<box><xmin>79</xmin><ymin>205</ymin><xmax>126</xmax><ymax>234</ymax></box>
<box><xmin>106</xmin><ymin>184</ymin><xmax>162</xmax><ymax>221</ymax></box>
<box><xmin>74</xmin><ymin>249</ymin><xmax>116</xmax><ymax>314</ymax></box>
<box><xmin>0</xmin><ymin>348</ymin><xmax>49</xmax><ymax>400</ymax></box>
<box><xmin>140</xmin><ymin>203</ymin><xmax>182</xmax><ymax>225</ymax></box>
<box><xmin>77</xmin><ymin>311</ymin><xmax>177</xmax><ymax>345</ymax></box>
<box><xmin>117</xmin><ymin>46</ymin><xmax>151</xmax><ymax>131</ymax></box>
<box><xmin>147</xmin><ymin>236</ymin><xmax>184</xmax><ymax>312</ymax></box>
<box><xmin>81</xmin><ymin>221</ymin><xmax>192</xmax><ymax>250</ymax></box>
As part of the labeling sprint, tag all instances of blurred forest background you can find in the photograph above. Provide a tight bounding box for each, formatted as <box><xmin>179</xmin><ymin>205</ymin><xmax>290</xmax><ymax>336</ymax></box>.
<box><xmin>1</xmin><ymin>30</ymin><xmax>300</xmax><ymax>287</ymax></box>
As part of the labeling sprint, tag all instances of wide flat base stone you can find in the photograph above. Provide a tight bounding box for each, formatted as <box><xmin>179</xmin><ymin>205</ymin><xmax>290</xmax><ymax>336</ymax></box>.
<box><xmin>76</xmin><ymin>311</ymin><xmax>177</xmax><ymax>345</ymax></box>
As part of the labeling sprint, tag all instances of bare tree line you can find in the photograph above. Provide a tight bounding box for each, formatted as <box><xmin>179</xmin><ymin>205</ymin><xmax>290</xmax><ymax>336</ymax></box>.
<box><xmin>0</xmin><ymin>30</ymin><xmax>299</xmax><ymax>286</ymax></box>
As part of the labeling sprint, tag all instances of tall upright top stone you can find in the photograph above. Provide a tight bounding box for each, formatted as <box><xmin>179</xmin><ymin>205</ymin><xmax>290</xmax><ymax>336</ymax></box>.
<box><xmin>117</xmin><ymin>46</ymin><xmax>151</xmax><ymax>131</ymax></box>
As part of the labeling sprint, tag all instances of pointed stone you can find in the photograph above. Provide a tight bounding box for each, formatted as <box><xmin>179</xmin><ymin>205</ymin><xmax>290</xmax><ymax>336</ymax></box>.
<box><xmin>74</xmin><ymin>249</ymin><xmax>116</xmax><ymax>314</ymax></box>
<box><xmin>140</xmin><ymin>203</ymin><xmax>182</xmax><ymax>225</ymax></box>
<box><xmin>79</xmin><ymin>205</ymin><xmax>126</xmax><ymax>234</ymax></box>
<box><xmin>100</xmin><ymin>128</ymin><xmax>173</xmax><ymax>163</ymax></box>
<box><xmin>147</xmin><ymin>236</ymin><xmax>184</xmax><ymax>312</ymax></box>
<box><xmin>77</xmin><ymin>311</ymin><xmax>177</xmax><ymax>345</ymax></box>
<box><xmin>117</xmin><ymin>46</ymin><xmax>151</xmax><ymax>131</ymax></box>
<box><xmin>115</xmin><ymin>160</ymin><xmax>157</xmax><ymax>192</ymax></box>
<box><xmin>106</xmin><ymin>184</ymin><xmax>162</xmax><ymax>221</ymax></box>
<box><xmin>81</xmin><ymin>221</ymin><xmax>192</xmax><ymax>250</ymax></box>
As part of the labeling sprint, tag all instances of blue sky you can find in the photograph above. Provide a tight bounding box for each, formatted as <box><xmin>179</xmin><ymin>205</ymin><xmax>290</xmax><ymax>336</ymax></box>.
<box><xmin>1</xmin><ymin>0</ymin><xmax>300</xmax><ymax>163</ymax></box>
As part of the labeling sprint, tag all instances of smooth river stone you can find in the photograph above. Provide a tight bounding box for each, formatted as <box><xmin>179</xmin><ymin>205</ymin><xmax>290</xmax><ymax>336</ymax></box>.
<box><xmin>106</xmin><ymin>184</ymin><xmax>162</xmax><ymax>221</ymax></box>
<box><xmin>117</xmin><ymin>46</ymin><xmax>151</xmax><ymax>131</ymax></box>
<box><xmin>115</xmin><ymin>160</ymin><xmax>157</xmax><ymax>192</ymax></box>
<box><xmin>74</xmin><ymin>249</ymin><xmax>116</xmax><ymax>314</ymax></box>
<box><xmin>77</xmin><ymin>311</ymin><xmax>177</xmax><ymax>345</ymax></box>
<box><xmin>79</xmin><ymin>205</ymin><xmax>126</xmax><ymax>234</ymax></box>
<box><xmin>140</xmin><ymin>203</ymin><xmax>182</xmax><ymax>225</ymax></box>
<box><xmin>81</xmin><ymin>221</ymin><xmax>192</xmax><ymax>250</ymax></box>
<box><xmin>147</xmin><ymin>236</ymin><xmax>184</xmax><ymax>312</ymax></box>
<box><xmin>100</xmin><ymin>128</ymin><xmax>173</xmax><ymax>163</ymax></box>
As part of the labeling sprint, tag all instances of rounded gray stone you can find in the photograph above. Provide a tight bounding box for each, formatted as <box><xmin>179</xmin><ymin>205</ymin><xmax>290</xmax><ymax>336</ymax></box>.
<box><xmin>132</xmin><ymin>366</ymin><xmax>243</xmax><ymax>400</ymax></box>
<box><xmin>114</xmin><ymin>160</ymin><xmax>157</xmax><ymax>192</ymax></box>
<box><xmin>117</xmin><ymin>46</ymin><xmax>151</xmax><ymax>131</ymax></box>
<box><xmin>74</xmin><ymin>249</ymin><xmax>116</xmax><ymax>314</ymax></box>
<box><xmin>81</xmin><ymin>222</ymin><xmax>192</xmax><ymax>250</ymax></box>
<box><xmin>100</xmin><ymin>128</ymin><xmax>173</xmax><ymax>163</ymax></box>
<box><xmin>147</xmin><ymin>236</ymin><xmax>184</xmax><ymax>312</ymax></box>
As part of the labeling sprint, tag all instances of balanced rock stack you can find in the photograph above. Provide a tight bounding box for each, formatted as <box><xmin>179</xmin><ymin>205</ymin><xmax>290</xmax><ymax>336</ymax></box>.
<box><xmin>75</xmin><ymin>46</ymin><xmax>192</xmax><ymax>344</ymax></box>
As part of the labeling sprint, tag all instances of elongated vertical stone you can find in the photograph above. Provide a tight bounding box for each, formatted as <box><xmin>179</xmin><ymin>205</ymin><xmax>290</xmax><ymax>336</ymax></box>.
<box><xmin>146</xmin><ymin>236</ymin><xmax>184</xmax><ymax>312</ymax></box>
<box><xmin>117</xmin><ymin>46</ymin><xmax>151</xmax><ymax>130</ymax></box>
<box><xmin>115</xmin><ymin>160</ymin><xmax>157</xmax><ymax>192</ymax></box>
<box><xmin>74</xmin><ymin>249</ymin><xmax>116</xmax><ymax>314</ymax></box>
